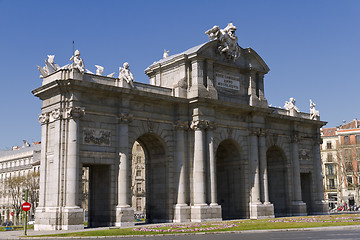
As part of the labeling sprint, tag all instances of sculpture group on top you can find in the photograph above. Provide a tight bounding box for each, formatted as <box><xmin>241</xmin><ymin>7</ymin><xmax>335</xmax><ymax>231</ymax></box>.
<box><xmin>36</xmin><ymin>49</ymin><xmax>134</xmax><ymax>86</ymax></box>
<box><xmin>205</xmin><ymin>23</ymin><xmax>241</xmax><ymax>61</ymax></box>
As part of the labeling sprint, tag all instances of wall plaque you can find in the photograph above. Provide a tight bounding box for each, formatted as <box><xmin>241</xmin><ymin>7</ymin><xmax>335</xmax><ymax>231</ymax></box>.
<box><xmin>215</xmin><ymin>72</ymin><xmax>240</xmax><ymax>91</ymax></box>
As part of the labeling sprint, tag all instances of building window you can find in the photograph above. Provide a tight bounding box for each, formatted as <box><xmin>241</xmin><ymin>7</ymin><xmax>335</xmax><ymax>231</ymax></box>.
<box><xmin>344</xmin><ymin>136</ymin><xmax>350</xmax><ymax>145</ymax></box>
<box><xmin>327</xmin><ymin>142</ymin><xmax>332</xmax><ymax>149</ymax></box>
<box><xmin>345</xmin><ymin>149</ymin><xmax>352</xmax><ymax>161</ymax></box>
<box><xmin>136</xmin><ymin>170</ymin><xmax>141</xmax><ymax>177</ymax></box>
<box><xmin>137</xmin><ymin>183</ymin><xmax>142</xmax><ymax>193</ymax></box>
<box><xmin>345</xmin><ymin>162</ymin><xmax>353</xmax><ymax>171</ymax></box>
<box><xmin>327</xmin><ymin>165</ymin><xmax>334</xmax><ymax>175</ymax></box>
<box><xmin>357</xmin><ymin>135</ymin><xmax>360</xmax><ymax>144</ymax></box>
<box><xmin>347</xmin><ymin>176</ymin><xmax>353</xmax><ymax>186</ymax></box>
<box><xmin>136</xmin><ymin>156</ymin><xmax>141</xmax><ymax>164</ymax></box>
<box><xmin>329</xmin><ymin>179</ymin><xmax>335</xmax><ymax>189</ymax></box>
<box><xmin>327</xmin><ymin>153</ymin><xmax>333</xmax><ymax>162</ymax></box>
<box><xmin>136</xmin><ymin>198</ymin><xmax>142</xmax><ymax>211</ymax></box>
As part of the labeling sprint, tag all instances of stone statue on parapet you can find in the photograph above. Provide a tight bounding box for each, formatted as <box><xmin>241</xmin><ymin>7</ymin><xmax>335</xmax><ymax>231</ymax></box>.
<box><xmin>163</xmin><ymin>49</ymin><xmax>169</xmax><ymax>59</ymax></box>
<box><xmin>95</xmin><ymin>65</ymin><xmax>104</xmax><ymax>75</ymax></box>
<box><xmin>70</xmin><ymin>49</ymin><xmax>85</xmax><ymax>74</ymax></box>
<box><xmin>284</xmin><ymin>97</ymin><xmax>299</xmax><ymax>112</ymax></box>
<box><xmin>309</xmin><ymin>99</ymin><xmax>320</xmax><ymax>120</ymax></box>
<box><xmin>205</xmin><ymin>23</ymin><xmax>241</xmax><ymax>61</ymax></box>
<box><xmin>118</xmin><ymin>62</ymin><xmax>135</xmax><ymax>88</ymax></box>
<box><xmin>37</xmin><ymin>55</ymin><xmax>61</xmax><ymax>78</ymax></box>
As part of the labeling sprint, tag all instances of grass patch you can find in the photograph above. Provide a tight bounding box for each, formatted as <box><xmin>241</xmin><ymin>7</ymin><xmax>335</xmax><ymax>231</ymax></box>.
<box><xmin>0</xmin><ymin>224</ymin><xmax>34</xmax><ymax>232</ymax></box>
<box><xmin>31</xmin><ymin>214</ymin><xmax>360</xmax><ymax>237</ymax></box>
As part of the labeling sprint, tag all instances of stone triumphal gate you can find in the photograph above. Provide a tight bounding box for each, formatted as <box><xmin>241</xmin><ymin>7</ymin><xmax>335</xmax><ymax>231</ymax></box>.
<box><xmin>33</xmin><ymin>23</ymin><xmax>327</xmax><ymax>230</ymax></box>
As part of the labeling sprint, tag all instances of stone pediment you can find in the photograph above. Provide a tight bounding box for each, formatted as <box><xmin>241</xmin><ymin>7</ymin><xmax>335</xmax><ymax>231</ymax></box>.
<box><xmin>146</xmin><ymin>40</ymin><xmax>269</xmax><ymax>75</ymax></box>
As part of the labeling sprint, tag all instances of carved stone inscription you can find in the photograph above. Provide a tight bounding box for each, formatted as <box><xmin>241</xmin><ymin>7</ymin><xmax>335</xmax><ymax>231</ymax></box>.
<box><xmin>215</xmin><ymin>72</ymin><xmax>240</xmax><ymax>91</ymax></box>
<box><xmin>83</xmin><ymin>128</ymin><xmax>111</xmax><ymax>146</ymax></box>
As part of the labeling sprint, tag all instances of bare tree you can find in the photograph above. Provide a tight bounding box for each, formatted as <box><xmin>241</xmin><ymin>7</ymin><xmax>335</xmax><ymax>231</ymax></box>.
<box><xmin>3</xmin><ymin>174</ymin><xmax>25</xmax><ymax>225</ymax></box>
<box><xmin>24</xmin><ymin>171</ymin><xmax>40</xmax><ymax>219</ymax></box>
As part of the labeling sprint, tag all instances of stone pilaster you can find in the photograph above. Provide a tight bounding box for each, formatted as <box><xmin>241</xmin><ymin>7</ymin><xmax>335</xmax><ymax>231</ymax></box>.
<box><xmin>312</xmin><ymin>137</ymin><xmax>328</xmax><ymax>214</ymax></box>
<box><xmin>291</xmin><ymin>132</ymin><xmax>307</xmax><ymax>216</ymax></box>
<box><xmin>258</xmin><ymin>129</ymin><xmax>274</xmax><ymax>218</ymax></box>
<box><xmin>191</xmin><ymin>120</ymin><xmax>207</xmax><ymax>205</ymax></box>
<box><xmin>248</xmin><ymin>69</ymin><xmax>259</xmax><ymax>107</ymax></box>
<box><xmin>63</xmin><ymin>107</ymin><xmax>85</xmax><ymax>230</ymax></box>
<box><xmin>173</xmin><ymin>121</ymin><xmax>190</xmax><ymax>223</ymax></box>
<box><xmin>116</xmin><ymin>113</ymin><xmax>134</xmax><ymax>227</ymax></box>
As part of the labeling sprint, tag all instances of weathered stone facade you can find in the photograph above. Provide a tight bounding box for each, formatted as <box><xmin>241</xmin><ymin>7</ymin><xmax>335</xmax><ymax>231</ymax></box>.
<box><xmin>32</xmin><ymin>24</ymin><xmax>327</xmax><ymax>230</ymax></box>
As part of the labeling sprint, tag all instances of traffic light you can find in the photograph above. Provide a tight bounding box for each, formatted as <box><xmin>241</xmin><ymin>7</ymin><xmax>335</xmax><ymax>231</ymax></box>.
<box><xmin>22</xmin><ymin>189</ymin><xmax>28</xmax><ymax>201</ymax></box>
<box><xmin>22</xmin><ymin>189</ymin><xmax>26</xmax><ymax>201</ymax></box>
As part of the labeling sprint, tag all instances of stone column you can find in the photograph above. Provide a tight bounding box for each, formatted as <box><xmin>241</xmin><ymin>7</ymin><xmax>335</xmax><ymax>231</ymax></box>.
<box><xmin>207</xmin><ymin>122</ymin><xmax>217</xmax><ymax>206</ymax></box>
<box><xmin>250</xmin><ymin>128</ymin><xmax>261</xmax><ymax>204</ymax></box>
<box><xmin>34</xmin><ymin>113</ymin><xmax>49</xmax><ymax>231</ymax></box>
<box><xmin>191</xmin><ymin>120</ymin><xmax>208</xmax><ymax>205</ymax></box>
<box><xmin>37</xmin><ymin>113</ymin><xmax>49</xmax><ymax>209</ymax></box>
<box><xmin>63</xmin><ymin>107</ymin><xmax>85</xmax><ymax>230</ymax></box>
<box><xmin>258</xmin><ymin>129</ymin><xmax>274</xmax><ymax>218</ymax></box>
<box><xmin>312</xmin><ymin>137</ymin><xmax>328</xmax><ymax>214</ymax></box>
<box><xmin>116</xmin><ymin>113</ymin><xmax>134</xmax><ymax>227</ymax></box>
<box><xmin>207</xmin><ymin>122</ymin><xmax>222</xmax><ymax>221</ymax></box>
<box><xmin>258</xmin><ymin>129</ymin><xmax>269</xmax><ymax>203</ymax></box>
<box><xmin>174</xmin><ymin>121</ymin><xmax>190</xmax><ymax>222</ymax></box>
<box><xmin>291</xmin><ymin>132</ymin><xmax>307</xmax><ymax>215</ymax></box>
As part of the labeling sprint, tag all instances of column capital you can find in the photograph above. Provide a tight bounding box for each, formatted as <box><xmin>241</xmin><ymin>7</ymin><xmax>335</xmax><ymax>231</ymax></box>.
<box><xmin>64</xmin><ymin>107</ymin><xmax>85</xmax><ymax>119</ymax></box>
<box><xmin>119</xmin><ymin>113</ymin><xmax>133</xmax><ymax>124</ymax></box>
<box><xmin>38</xmin><ymin>113</ymin><xmax>49</xmax><ymax>125</ymax></box>
<box><xmin>190</xmin><ymin>120</ymin><xmax>208</xmax><ymax>130</ymax></box>
<box><xmin>174</xmin><ymin>120</ymin><xmax>189</xmax><ymax>130</ymax></box>
<box><xmin>259</xmin><ymin>128</ymin><xmax>268</xmax><ymax>137</ymax></box>
<box><xmin>291</xmin><ymin>131</ymin><xmax>300</xmax><ymax>143</ymax></box>
<box><xmin>50</xmin><ymin>108</ymin><xmax>63</xmax><ymax>121</ymax></box>
<box><xmin>249</xmin><ymin>127</ymin><xmax>261</xmax><ymax>136</ymax></box>
<box><xmin>207</xmin><ymin>121</ymin><xmax>217</xmax><ymax>130</ymax></box>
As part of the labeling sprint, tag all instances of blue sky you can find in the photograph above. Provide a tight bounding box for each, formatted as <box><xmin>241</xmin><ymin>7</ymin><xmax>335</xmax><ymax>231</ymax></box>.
<box><xmin>0</xmin><ymin>0</ymin><xmax>359</xmax><ymax>149</ymax></box>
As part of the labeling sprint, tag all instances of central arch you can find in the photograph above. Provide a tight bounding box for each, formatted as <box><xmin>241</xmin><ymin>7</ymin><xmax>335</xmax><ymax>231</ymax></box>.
<box><xmin>216</xmin><ymin>139</ymin><xmax>247</xmax><ymax>219</ymax></box>
<box><xmin>267</xmin><ymin>146</ymin><xmax>289</xmax><ymax>217</ymax></box>
<box><xmin>133</xmin><ymin>133</ymin><xmax>169</xmax><ymax>223</ymax></box>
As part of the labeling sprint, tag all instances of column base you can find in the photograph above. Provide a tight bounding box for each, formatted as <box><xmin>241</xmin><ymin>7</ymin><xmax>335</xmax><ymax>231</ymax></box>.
<box><xmin>115</xmin><ymin>206</ymin><xmax>134</xmax><ymax>227</ymax></box>
<box><xmin>173</xmin><ymin>204</ymin><xmax>191</xmax><ymax>223</ymax></box>
<box><xmin>191</xmin><ymin>204</ymin><xmax>222</xmax><ymax>222</ymax></box>
<box><xmin>34</xmin><ymin>206</ymin><xmax>84</xmax><ymax>231</ymax></box>
<box><xmin>291</xmin><ymin>201</ymin><xmax>307</xmax><ymax>216</ymax></box>
<box><xmin>312</xmin><ymin>200</ymin><xmax>329</xmax><ymax>215</ymax></box>
<box><xmin>249</xmin><ymin>202</ymin><xmax>275</xmax><ymax>219</ymax></box>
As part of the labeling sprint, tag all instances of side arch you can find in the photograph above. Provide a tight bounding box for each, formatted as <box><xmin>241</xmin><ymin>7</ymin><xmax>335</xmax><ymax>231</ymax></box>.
<box><xmin>215</xmin><ymin>138</ymin><xmax>248</xmax><ymax>219</ymax></box>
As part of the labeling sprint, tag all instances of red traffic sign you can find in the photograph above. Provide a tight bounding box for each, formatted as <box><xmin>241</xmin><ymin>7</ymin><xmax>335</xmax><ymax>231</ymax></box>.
<box><xmin>10</xmin><ymin>212</ymin><xmax>14</xmax><ymax>216</ymax></box>
<box><xmin>21</xmin><ymin>202</ymin><xmax>31</xmax><ymax>212</ymax></box>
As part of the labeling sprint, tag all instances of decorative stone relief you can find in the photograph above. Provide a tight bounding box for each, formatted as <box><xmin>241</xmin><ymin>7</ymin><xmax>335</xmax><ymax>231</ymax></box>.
<box><xmin>174</xmin><ymin>120</ymin><xmax>189</xmax><ymax>130</ymax></box>
<box><xmin>291</xmin><ymin>131</ymin><xmax>300</xmax><ymax>143</ymax></box>
<box><xmin>119</xmin><ymin>113</ymin><xmax>133</xmax><ymax>124</ymax></box>
<box><xmin>38</xmin><ymin>113</ymin><xmax>49</xmax><ymax>124</ymax></box>
<box><xmin>310</xmin><ymin>99</ymin><xmax>320</xmax><ymax>120</ymax></box>
<box><xmin>64</xmin><ymin>107</ymin><xmax>85</xmax><ymax>119</ymax></box>
<box><xmin>205</xmin><ymin>23</ymin><xmax>241</xmax><ymax>61</ymax></box>
<box><xmin>83</xmin><ymin>128</ymin><xmax>111</xmax><ymax>146</ymax></box>
<box><xmin>299</xmin><ymin>149</ymin><xmax>310</xmax><ymax>161</ymax></box>
<box><xmin>190</xmin><ymin>120</ymin><xmax>208</xmax><ymax>130</ymax></box>
<box><xmin>50</xmin><ymin>109</ymin><xmax>62</xmax><ymax>122</ymax></box>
